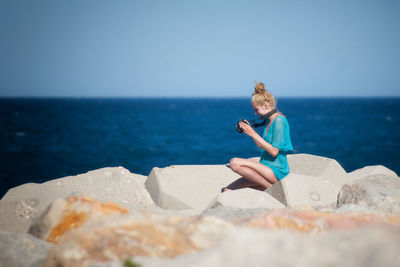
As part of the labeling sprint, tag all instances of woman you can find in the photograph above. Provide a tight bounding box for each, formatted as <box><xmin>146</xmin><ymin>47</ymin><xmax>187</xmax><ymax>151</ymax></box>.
<box><xmin>223</xmin><ymin>82</ymin><xmax>293</xmax><ymax>191</ymax></box>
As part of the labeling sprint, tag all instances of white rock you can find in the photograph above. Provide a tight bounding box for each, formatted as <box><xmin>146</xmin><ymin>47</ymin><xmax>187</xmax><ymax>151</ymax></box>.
<box><xmin>346</xmin><ymin>165</ymin><xmax>398</xmax><ymax>180</ymax></box>
<box><xmin>207</xmin><ymin>188</ymin><xmax>285</xmax><ymax>210</ymax></box>
<box><xmin>145</xmin><ymin>165</ymin><xmax>241</xmax><ymax>210</ymax></box>
<box><xmin>266</xmin><ymin>173</ymin><xmax>341</xmax><ymax>207</ymax></box>
<box><xmin>287</xmin><ymin>153</ymin><xmax>348</xmax><ymax>187</ymax></box>
<box><xmin>0</xmin><ymin>230</ymin><xmax>52</xmax><ymax>267</ymax></box>
<box><xmin>132</xmin><ymin>227</ymin><xmax>400</xmax><ymax>267</ymax></box>
<box><xmin>0</xmin><ymin>167</ymin><xmax>154</xmax><ymax>233</ymax></box>
<box><xmin>337</xmin><ymin>174</ymin><xmax>400</xmax><ymax>214</ymax></box>
<box><xmin>264</xmin><ymin>154</ymin><xmax>349</xmax><ymax>208</ymax></box>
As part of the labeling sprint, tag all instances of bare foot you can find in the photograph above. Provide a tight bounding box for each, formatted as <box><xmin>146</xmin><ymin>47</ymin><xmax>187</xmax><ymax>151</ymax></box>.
<box><xmin>221</xmin><ymin>187</ymin><xmax>231</xmax><ymax>193</ymax></box>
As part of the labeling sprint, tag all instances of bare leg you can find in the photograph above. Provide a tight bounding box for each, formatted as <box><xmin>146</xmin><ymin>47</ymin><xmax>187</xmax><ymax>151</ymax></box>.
<box><xmin>224</xmin><ymin>158</ymin><xmax>278</xmax><ymax>191</ymax></box>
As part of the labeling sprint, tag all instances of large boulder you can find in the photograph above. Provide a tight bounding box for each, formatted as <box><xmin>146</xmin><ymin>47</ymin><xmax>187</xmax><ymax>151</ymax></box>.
<box><xmin>236</xmin><ymin>209</ymin><xmax>400</xmax><ymax>232</ymax></box>
<box><xmin>0</xmin><ymin>167</ymin><xmax>154</xmax><ymax>233</ymax></box>
<box><xmin>45</xmin><ymin>212</ymin><xmax>232</xmax><ymax>267</ymax></box>
<box><xmin>207</xmin><ymin>188</ymin><xmax>285</xmax><ymax>210</ymax></box>
<box><xmin>266</xmin><ymin>173</ymin><xmax>341</xmax><ymax>207</ymax></box>
<box><xmin>43</xmin><ymin>203</ymin><xmax>400</xmax><ymax>267</ymax></box>
<box><xmin>28</xmin><ymin>196</ymin><xmax>129</xmax><ymax>243</ymax></box>
<box><xmin>133</xmin><ymin>226</ymin><xmax>400</xmax><ymax>267</ymax></box>
<box><xmin>265</xmin><ymin>154</ymin><xmax>348</xmax><ymax>207</ymax></box>
<box><xmin>346</xmin><ymin>165</ymin><xmax>398</xmax><ymax>180</ymax></box>
<box><xmin>145</xmin><ymin>165</ymin><xmax>241</xmax><ymax>210</ymax></box>
<box><xmin>337</xmin><ymin>174</ymin><xmax>400</xmax><ymax>214</ymax></box>
<box><xmin>0</xmin><ymin>230</ymin><xmax>52</xmax><ymax>267</ymax></box>
<box><xmin>202</xmin><ymin>206</ymin><xmax>270</xmax><ymax>221</ymax></box>
<box><xmin>287</xmin><ymin>153</ymin><xmax>348</xmax><ymax>187</ymax></box>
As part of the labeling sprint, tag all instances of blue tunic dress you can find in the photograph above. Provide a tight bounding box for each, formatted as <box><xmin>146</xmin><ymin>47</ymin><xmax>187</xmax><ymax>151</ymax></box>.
<box><xmin>259</xmin><ymin>115</ymin><xmax>293</xmax><ymax>180</ymax></box>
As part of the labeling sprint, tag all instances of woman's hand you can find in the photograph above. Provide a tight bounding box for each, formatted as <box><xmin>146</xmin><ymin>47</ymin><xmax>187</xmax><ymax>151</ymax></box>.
<box><xmin>239</xmin><ymin>120</ymin><xmax>279</xmax><ymax>158</ymax></box>
<box><xmin>239</xmin><ymin>120</ymin><xmax>256</xmax><ymax>137</ymax></box>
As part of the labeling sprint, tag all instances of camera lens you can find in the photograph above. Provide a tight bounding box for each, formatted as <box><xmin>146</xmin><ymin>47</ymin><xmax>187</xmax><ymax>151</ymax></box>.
<box><xmin>236</xmin><ymin>121</ymin><xmax>243</xmax><ymax>133</ymax></box>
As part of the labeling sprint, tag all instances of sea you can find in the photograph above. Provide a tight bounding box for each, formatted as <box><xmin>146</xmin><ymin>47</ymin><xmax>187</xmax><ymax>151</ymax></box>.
<box><xmin>1</xmin><ymin>97</ymin><xmax>399</xmax><ymax>198</ymax></box>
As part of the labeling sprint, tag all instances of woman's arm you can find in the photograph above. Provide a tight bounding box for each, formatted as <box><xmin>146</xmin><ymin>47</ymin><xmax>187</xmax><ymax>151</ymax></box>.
<box><xmin>251</xmin><ymin>133</ymin><xmax>279</xmax><ymax>158</ymax></box>
<box><xmin>254</xmin><ymin>139</ymin><xmax>262</xmax><ymax>149</ymax></box>
<box><xmin>239</xmin><ymin>121</ymin><xmax>279</xmax><ymax>158</ymax></box>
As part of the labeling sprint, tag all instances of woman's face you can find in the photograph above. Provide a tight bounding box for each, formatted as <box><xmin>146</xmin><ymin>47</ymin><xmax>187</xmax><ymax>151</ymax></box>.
<box><xmin>252</xmin><ymin>102</ymin><xmax>269</xmax><ymax>117</ymax></box>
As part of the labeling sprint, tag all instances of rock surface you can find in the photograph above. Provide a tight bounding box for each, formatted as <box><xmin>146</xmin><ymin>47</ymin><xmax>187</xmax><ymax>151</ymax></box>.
<box><xmin>0</xmin><ymin>200</ymin><xmax>40</xmax><ymax>234</ymax></box>
<box><xmin>29</xmin><ymin>196</ymin><xmax>129</xmax><ymax>243</ymax></box>
<box><xmin>346</xmin><ymin>165</ymin><xmax>398</xmax><ymax>180</ymax></box>
<box><xmin>265</xmin><ymin>154</ymin><xmax>349</xmax><ymax>208</ymax></box>
<box><xmin>35</xmin><ymin>196</ymin><xmax>400</xmax><ymax>267</ymax></box>
<box><xmin>132</xmin><ymin>227</ymin><xmax>400</xmax><ymax>267</ymax></box>
<box><xmin>145</xmin><ymin>165</ymin><xmax>240</xmax><ymax>210</ymax></box>
<box><xmin>45</xmin><ymin>212</ymin><xmax>231</xmax><ymax>267</ymax></box>
<box><xmin>0</xmin><ymin>230</ymin><xmax>52</xmax><ymax>267</ymax></box>
<box><xmin>287</xmin><ymin>153</ymin><xmax>348</xmax><ymax>186</ymax></box>
<box><xmin>1</xmin><ymin>153</ymin><xmax>400</xmax><ymax>267</ymax></box>
<box><xmin>266</xmin><ymin>173</ymin><xmax>341</xmax><ymax>207</ymax></box>
<box><xmin>236</xmin><ymin>209</ymin><xmax>400</xmax><ymax>232</ymax></box>
<box><xmin>202</xmin><ymin>206</ymin><xmax>270</xmax><ymax>221</ymax></box>
<box><xmin>0</xmin><ymin>167</ymin><xmax>154</xmax><ymax>233</ymax></box>
<box><xmin>208</xmin><ymin>188</ymin><xmax>285</xmax><ymax>209</ymax></box>
<box><xmin>337</xmin><ymin>174</ymin><xmax>400</xmax><ymax>213</ymax></box>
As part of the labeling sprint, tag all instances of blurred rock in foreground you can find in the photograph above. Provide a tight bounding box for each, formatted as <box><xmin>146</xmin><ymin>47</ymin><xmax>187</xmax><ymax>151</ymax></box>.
<box><xmin>133</xmin><ymin>227</ymin><xmax>400</xmax><ymax>267</ymax></box>
<box><xmin>28</xmin><ymin>196</ymin><xmax>129</xmax><ymax>243</ymax></box>
<box><xmin>0</xmin><ymin>231</ymin><xmax>52</xmax><ymax>267</ymax></box>
<box><xmin>45</xmin><ymin>212</ymin><xmax>231</xmax><ymax>267</ymax></box>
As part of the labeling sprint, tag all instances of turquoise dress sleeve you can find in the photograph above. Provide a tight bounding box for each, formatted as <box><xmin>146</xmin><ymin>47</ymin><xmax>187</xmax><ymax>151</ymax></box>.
<box><xmin>270</xmin><ymin>116</ymin><xmax>293</xmax><ymax>152</ymax></box>
<box><xmin>260</xmin><ymin>116</ymin><xmax>293</xmax><ymax>180</ymax></box>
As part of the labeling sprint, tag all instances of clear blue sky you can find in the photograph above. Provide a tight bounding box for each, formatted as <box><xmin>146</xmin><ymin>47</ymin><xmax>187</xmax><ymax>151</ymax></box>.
<box><xmin>1</xmin><ymin>0</ymin><xmax>399</xmax><ymax>97</ymax></box>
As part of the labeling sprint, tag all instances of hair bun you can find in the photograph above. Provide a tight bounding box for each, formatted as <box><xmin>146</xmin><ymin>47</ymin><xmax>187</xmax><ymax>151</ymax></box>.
<box><xmin>254</xmin><ymin>82</ymin><xmax>265</xmax><ymax>94</ymax></box>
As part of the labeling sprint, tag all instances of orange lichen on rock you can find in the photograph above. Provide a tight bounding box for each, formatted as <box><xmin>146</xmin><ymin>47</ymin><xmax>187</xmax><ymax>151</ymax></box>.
<box><xmin>47</xmin><ymin>211</ymin><xmax>89</xmax><ymax>243</ymax></box>
<box><xmin>45</xmin><ymin>214</ymin><xmax>230</xmax><ymax>266</ymax></box>
<box><xmin>237</xmin><ymin>209</ymin><xmax>400</xmax><ymax>233</ymax></box>
<box><xmin>271</xmin><ymin>215</ymin><xmax>321</xmax><ymax>233</ymax></box>
<box><xmin>240</xmin><ymin>210</ymin><xmax>321</xmax><ymax>233</ymax></box>
<box><xmin>65</xmin><ymin>196</ymin><xmax>129</xmax><ymax>214</ymax></box>
<box><xmin>76</xmin><ymin>221</ymin><xmax>198</xmax><ymax>261</ymax></box>
<box><xmin>46</xmin><ymin>196</ymin><xmax>129</xmax><ymax>243</ymax></box>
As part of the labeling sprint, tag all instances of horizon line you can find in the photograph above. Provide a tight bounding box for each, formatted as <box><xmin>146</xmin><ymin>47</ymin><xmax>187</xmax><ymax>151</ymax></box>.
<box><xmin>1</xmin><ymin>95</ymin><xmax>400</xmax><ymax>99</ymax></box>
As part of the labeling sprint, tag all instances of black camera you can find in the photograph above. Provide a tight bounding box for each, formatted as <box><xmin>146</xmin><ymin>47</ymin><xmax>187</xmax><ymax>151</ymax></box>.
<box><xmin>236</xmin><ymin>119</ymin><xmax>249</xmax><ymax>133</ymax></box>
<box><xmin>235</xmin><ymin>118</ymin><xmax>266</xmax><ymax>133</ymax></box>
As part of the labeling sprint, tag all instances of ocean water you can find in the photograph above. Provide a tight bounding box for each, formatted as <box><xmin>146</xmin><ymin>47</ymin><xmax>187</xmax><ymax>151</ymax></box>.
<box><xmin>1</xmin><ymin>97</ymin><xmax>399</xmax><ymax>198</ymax></box>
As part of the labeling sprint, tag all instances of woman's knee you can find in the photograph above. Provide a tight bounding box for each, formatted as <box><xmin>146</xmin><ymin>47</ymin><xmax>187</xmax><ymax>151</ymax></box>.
<box><xmin>229</xmin><ymin>158</ymin><xmax>241</xmax><ymax>171</ymax></box>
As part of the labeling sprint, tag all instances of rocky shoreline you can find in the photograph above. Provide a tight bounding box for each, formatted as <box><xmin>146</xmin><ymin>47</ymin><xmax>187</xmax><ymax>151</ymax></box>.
<box><xmin>1</xmin><ymin>153</ymin><xmax>399</xmax><ymax>267</ymax></box>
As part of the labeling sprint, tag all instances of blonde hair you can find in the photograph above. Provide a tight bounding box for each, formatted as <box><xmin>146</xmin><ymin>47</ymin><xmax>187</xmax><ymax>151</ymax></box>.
<box><xmin>251</xmin><ymin>82</ymin><xmax>277</xmax><ymax>108</ymax></box>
